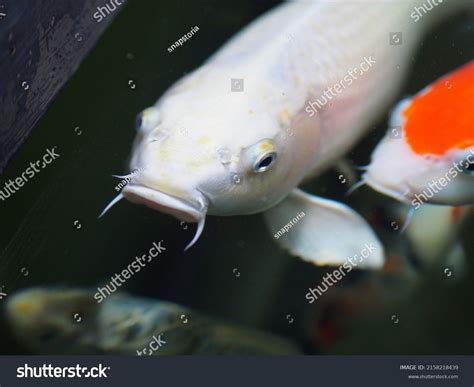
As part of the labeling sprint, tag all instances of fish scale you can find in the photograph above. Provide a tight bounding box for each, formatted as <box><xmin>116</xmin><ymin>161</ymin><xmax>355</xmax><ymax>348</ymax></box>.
<box><xmin>167</xmin><ymin>1</ymin><xmax>448</xmax><ymax>178</ymax></box>
<box><xmin>269</xmin><ymin>2</ymin><xmax>415</xmax><ymax>174</ymax></box>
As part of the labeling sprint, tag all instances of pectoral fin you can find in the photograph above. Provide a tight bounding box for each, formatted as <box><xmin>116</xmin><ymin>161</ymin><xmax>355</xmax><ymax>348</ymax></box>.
<box><xmin>264</xmin><ymin>189</ymin><xmax>384</xmax><ymax>269</ymax></box>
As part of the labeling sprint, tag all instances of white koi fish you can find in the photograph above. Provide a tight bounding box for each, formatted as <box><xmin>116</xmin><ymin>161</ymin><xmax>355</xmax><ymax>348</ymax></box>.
<box><xmin>102</xmin><ymin>0</ymin><xmax>469</xmax><ymax>269</ymax></box>
<box><xmin>363</xmin><ymin>60</ymin><xmax>474</xmax><ymax>207</ymax></box>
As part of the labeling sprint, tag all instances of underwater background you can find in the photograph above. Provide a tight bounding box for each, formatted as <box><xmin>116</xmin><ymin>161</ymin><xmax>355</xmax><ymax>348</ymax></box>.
<box><xmin>0</xmin><ymin>0</ymin><xmax>473</xmax><ymax>355</ymax></box>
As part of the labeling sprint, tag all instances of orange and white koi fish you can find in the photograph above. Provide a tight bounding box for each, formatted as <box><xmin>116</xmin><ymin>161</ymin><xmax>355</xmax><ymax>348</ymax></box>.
<box><xmin>364</xmin><ymin>60</ymin><xmax>474</xmax><ymax>208</ymax></box>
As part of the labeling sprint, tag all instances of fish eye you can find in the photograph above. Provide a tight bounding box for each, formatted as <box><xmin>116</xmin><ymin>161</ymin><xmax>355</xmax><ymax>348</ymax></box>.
<box><xmin>463</xmin><ymin>160</ymin><xmax>474</xmax><ymax>175</ymax></box>
<box><xmin>135</xmin><ymin>107</ymin><xmax>161</xmax><ymax>133</ymax></box>
<box><xmin>254</xmin><ymin>152</ymin><xmax>277</xmax><ymax>173</ymax></box>
<box><xmin>456</xmin><ymin>151</ymin><xmax>474</xmax><ymax>176</ymax></box>
<box><xmin>124</xmin><ymin>323</ymin><xmax>142</xmax><ymax>341</ymax></box>
<box><xmin>135</xmin><ymin>115</ymin><xmax>143</xmax><ymax>130</ymax></box>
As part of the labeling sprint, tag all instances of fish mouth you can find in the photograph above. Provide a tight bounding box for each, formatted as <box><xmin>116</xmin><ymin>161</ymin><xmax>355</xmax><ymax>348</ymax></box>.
<box><xmin>99</xmin><ymin>182</ymin><xmax>208</xmax><ymax>250</ymax></box>
<box><xmin>122</xmin><ymin>184</ymin><xmax>207</xmax><ymax>223</ymax></box>
<box><xmin>122</xmin><ymin>184</ymin><xmax>208</xmax><ymax>251</ymax></box>
<box><xmin>363</xmin><ymin>173</ymin><xmax>412</xmax><ymax>203</ymax></box>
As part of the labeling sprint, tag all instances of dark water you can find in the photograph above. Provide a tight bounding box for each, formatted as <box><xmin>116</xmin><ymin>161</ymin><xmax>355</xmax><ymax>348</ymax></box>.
<box><xmin>0</xmin><ymin>1</ymin><xmax>473</xmax><ymax>354</ymax></box>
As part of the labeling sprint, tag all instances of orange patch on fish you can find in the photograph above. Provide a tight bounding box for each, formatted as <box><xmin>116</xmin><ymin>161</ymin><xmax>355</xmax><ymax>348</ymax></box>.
<box><xmin>451</xmin><ymin>206</ymin><xmax>466</xmax><ymax>224</ymax></box>
<box><xmin>403</xmin><ymin>61</ymin><xmax>474</xmax><ymax>155</ymax></box>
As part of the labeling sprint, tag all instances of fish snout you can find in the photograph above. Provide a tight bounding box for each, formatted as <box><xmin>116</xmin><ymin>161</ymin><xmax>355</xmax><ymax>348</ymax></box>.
<box><xmin>122</xmin><ymin>182</ymin><xmax>209</xmax><ymax>250</ymax></box>
<box><xmin>363</xmin><ymin>171</ymin><xmax>411</xmax><ymax>203</ymax></box>
<box><xmin>4</xmin><ymin>289</ymin><xmax>46</xmax><ymax>331</ymax></box>
<box><xmin>122</xmin><ymin>183</ymin><xmax>207</xmax><ymax>223</ymax></box>
<box><xmin>6</xmin><ymin>293</ymin><xmax>35</xmax><ymax>319</ymax></box>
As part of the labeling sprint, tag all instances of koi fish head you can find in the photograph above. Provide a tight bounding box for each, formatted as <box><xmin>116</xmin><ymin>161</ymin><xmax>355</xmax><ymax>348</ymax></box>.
<box><xmin>5</xmin><ymin>288</ymin><xmax>99</xmax><ymax>354</ymax></box>
<box><xmin>363</xmin><ymin>61</ymin><xmax>474</xmax><ymax>206</ymax></box>
<box><xmin>101</xmin><ymin>70</ymin><xmax>319</xmax><ymax>249</ymax></box>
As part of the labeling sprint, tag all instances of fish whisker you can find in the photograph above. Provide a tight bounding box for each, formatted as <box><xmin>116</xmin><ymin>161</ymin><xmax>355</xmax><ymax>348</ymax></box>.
<box><xmin>112</xmin><ymin>173</ymin><xmax>133</xmax><ymax>179</ymax></box>
<box><xmin>346</xmin><ymin>179</ymin><xmax>365</xmax><ymax>196</ymax></box>
<box><xmin>400</xmin><ymin>205</ymin><xmax>416</xmax><ymax>233</ymax></box>
<box><xmin>184</xmin><ymin>216</ymin><xmax>206</xmax><ymax>251</ymax></box>
<box><xmin>354</xmin><ymin>164</ymin><xmax>369</xmax><ymax>171</ymax></box>
<box><xmin>98</xmin><ymin>193</ymin><xmax>124</xmax><ymax>218</ymax></box>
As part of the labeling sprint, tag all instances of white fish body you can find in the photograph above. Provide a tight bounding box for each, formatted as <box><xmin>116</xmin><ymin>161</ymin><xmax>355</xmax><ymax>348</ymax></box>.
<box><xmin>105</xmin><ymin>0</ymin><xmax>469</xmax><ymax>268</ymax></box>
<box><xmin>154</xmin><ymin>0</ymin><xmax>453</xmax><ymax>177</ymax></box>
